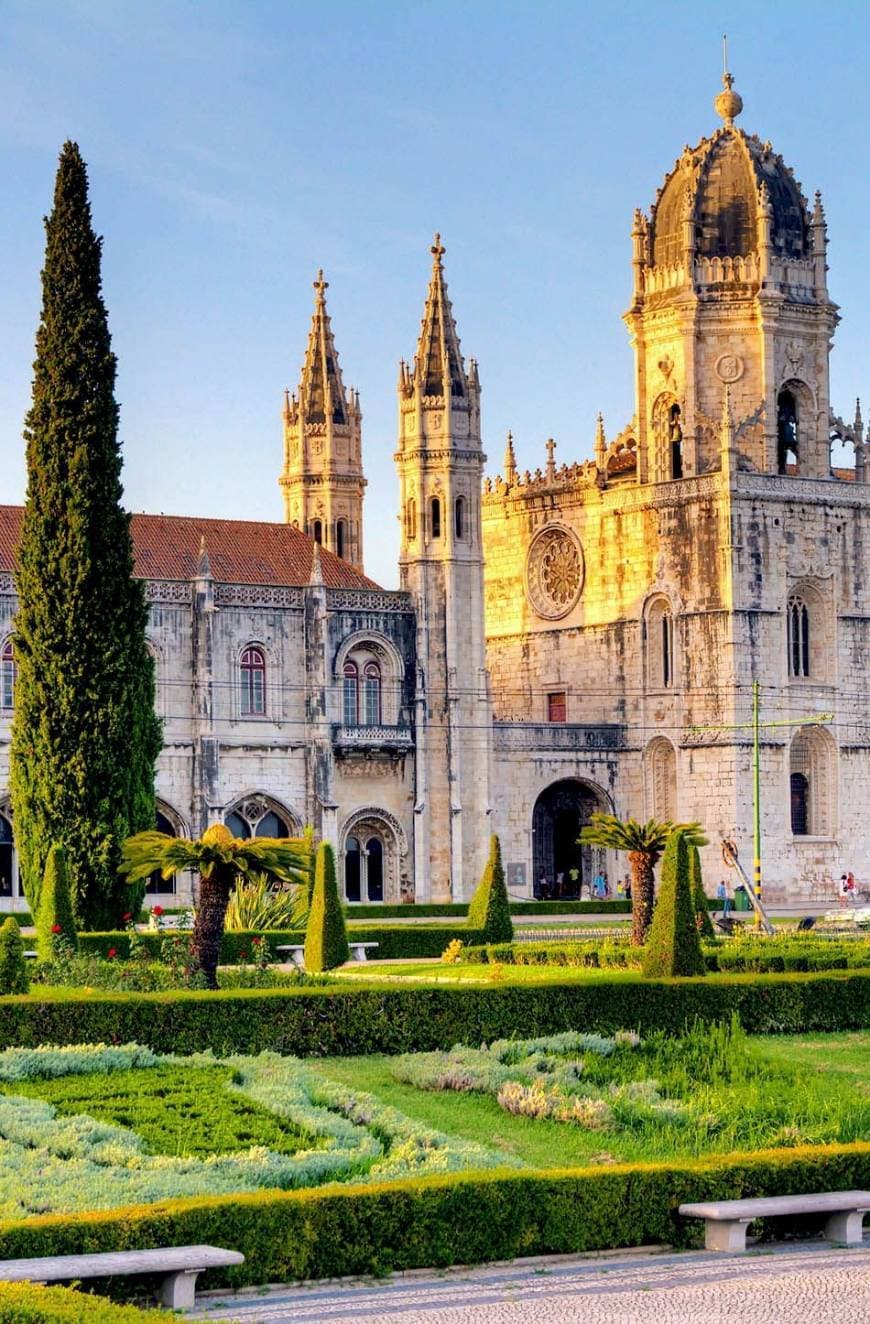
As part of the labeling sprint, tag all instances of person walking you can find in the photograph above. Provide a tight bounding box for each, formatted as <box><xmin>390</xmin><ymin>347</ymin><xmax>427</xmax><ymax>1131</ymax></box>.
<box><xmin>716</xmin><ymin>878</ymin><xmax>731</xmax><ymax>918</ymax></box>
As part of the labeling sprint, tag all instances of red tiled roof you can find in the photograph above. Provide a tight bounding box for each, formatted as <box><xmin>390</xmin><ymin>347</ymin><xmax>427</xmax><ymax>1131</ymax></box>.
<box><xmin>0</xmin><ymin>506</ymin><xmax>381</xmax><ymax>590</ymax></box>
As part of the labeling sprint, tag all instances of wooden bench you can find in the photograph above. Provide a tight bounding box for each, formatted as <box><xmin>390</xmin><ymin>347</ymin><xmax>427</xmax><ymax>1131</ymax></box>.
<box><xmin>679</xmin><ymin>1190</ymin><xmax>870</xmax><ymax>1252</ymax></box>
<box><xmin>0</xmin><ymin>1244</ymin><xmax>244</xmax><ymax>1309</ymax></box>
<box><xmin>276</xmin><ymin>942</ymin><xmax>379</xmax><ymax>967</ymax></box>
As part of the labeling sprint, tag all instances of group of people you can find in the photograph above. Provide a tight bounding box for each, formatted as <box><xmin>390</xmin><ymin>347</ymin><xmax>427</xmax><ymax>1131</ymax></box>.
<box><xmin>534</xmin><ymin>870</ymin><xmax>632</xmax><ymax>902</ymax></box>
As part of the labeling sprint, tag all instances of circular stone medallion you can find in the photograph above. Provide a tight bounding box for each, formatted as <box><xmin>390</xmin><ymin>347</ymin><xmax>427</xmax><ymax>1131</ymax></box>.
<box><xmin>715</xmin><ymin>353</ymin><xmax>744</xmax><ymax>384</ymax></box>
<box><xmin>525</xmin><ymin>524</ymin><xmax>584</xmax><ymax>620</ymax></box>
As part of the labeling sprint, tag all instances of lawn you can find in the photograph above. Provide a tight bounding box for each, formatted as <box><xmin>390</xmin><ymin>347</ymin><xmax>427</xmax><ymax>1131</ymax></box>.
<box><xmin>334</xmin><ymin>961</ymin><xmax>643</xmax><ymax>982</ymax></box>
<box><xmin>0</xmin><ymin>1029</ymin><xmax>866</xmax><ymax>1220</ymax></box>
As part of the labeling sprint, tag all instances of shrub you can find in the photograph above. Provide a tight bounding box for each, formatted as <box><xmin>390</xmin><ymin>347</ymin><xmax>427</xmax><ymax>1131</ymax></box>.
<box><xmin>0</xmin><ymin>971</ymin><xmax>868</xmax><ymax>1057</ymax></box>
<box><xmin>0</xmin><ymin>919</ymin><xmax>28</xmax><ymax>995</ymax></box>
<box><xmin>0</xmin><ymin>1283</ymin><xmax>168</xmax><ymax>1321</ymax></box>
<box><xmin>467</xmin><ymin>836</ymin><xmax>513</xmax><ymax>944</ymax></box>
<box><xmin>689</xmin><ymin>844</ymin><xmax>715</xmax><ymax>939</ymax></box>
<box><xmin>642</xmin><ymin>829</ymin><xmax>706</xmax><ymax>978</ymax></box>
<box><xmin>37</xmin><ymin>846</ymin><xmax>77</xmax><ymax>963</ymax></box>
<box><xmin>225</xmin><ymin>876</ymin><xmax>302</xmax><ymax>932</ymax></box>
<box><xmin>304</xmin><ymin>843</ymin><xmax>349</xmax><ymax>972</ymax></box>
<box><xmin>0</xmin><ymin>1144</ymin><xmax>867</xmax><ymax>1290</ymax></box>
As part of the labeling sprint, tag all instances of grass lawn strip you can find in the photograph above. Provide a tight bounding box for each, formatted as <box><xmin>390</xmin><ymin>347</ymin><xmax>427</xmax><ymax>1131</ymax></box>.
<box><xmin>316</xmin><ymin>1025</ymin><xmax>870</xmax><ymax>1166</ymax></box>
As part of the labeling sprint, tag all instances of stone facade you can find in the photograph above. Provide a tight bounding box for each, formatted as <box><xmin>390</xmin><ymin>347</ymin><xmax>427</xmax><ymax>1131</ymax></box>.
<box><xmin>1</xmin><ymin>70</ymin><xmax>868</xmax><ymax>909</ymax></box>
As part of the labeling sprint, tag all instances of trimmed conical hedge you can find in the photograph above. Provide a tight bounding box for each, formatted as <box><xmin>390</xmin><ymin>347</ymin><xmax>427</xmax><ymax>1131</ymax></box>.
<box><xmin>689</xmin><ymin>843</ymin><xmax>715</xmax><ymax>939</ymax></box>
<box><xmin>0</xmin><ymin>918</ymin><xmax>28</xmax><ymax>994</ymax></box>
<box><xmin>642</xmin><ymin>827</ymin><xmax>706</xmax><ymax>978</ymax></box>
<box><xmin>37</xmin><ymin>844</ymin><xmax>78</xmax><ymax>962</ymax></box>
<box><xmin>468</xmin><ymin>835</ymin><xmax>513</xmax><ymax>944</ymax></box>
<box><xmin>304</xmin><ymin>842</ymin><xmax>349</xmax><ymax>972</ymax></box>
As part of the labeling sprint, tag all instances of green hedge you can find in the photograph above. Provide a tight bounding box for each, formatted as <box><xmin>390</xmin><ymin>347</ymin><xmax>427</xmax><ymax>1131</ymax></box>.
<box><xmin>347</xmin><ymin>900</ymin><xmax>635</xmax><ymax>918</ymax></box>
<box><xmin>1</xmin><ymin>970</ymin><xmax>869</xmax><ymax>1056</ymax></box>
<box><xmin>0</xmin><ymin>1283</ymin><xmax>168</xmax><ymax>1321</ymax></box>
<box><xmin>461</xmin><ymin>939</ymin><xmax>870</xmax><ymax>974</ymax></box>
<box><xmin>75</xmin><ymin>925</ymin><xmax>486</xmax><ymax>963</ymax></box>
<box><xmin>0</xmin><ymin>1143</ymin><xmax>867</xmax><ymax>1292</ymax></box>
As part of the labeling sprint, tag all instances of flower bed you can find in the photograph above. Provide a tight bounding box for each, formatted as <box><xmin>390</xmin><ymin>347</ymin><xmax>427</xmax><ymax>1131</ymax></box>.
<box><xmin>458</xmin><ymin>936</ymin><xmax>870</xmax><ymax>973</ymax></box>
<box><xmin>0</xmin><ymin>1043</ymin><xmax>518</xmax><ymax>1220</ymax></box>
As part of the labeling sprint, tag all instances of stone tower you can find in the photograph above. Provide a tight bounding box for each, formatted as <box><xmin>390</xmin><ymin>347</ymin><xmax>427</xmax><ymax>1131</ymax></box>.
<box><xmin>280</xmin><ymin>272</ymin><xmax>366</xmax><ymax>569</ymax></box>
<box><xmin>624</xmin><ymin>70</ymin><xmax>838</xmax><ymax>485</ymax></box>
<box><xmin>396</xmin><ymin>236</ymin><xmax>491</xmax><ymax>901</ymax></box>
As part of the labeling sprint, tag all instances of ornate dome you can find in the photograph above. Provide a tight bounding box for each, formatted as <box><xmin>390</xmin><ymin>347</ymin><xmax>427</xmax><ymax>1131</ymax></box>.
<box><xmin>650</xmin><ymin>75</ymin><xmax>809</xmax><ymax>268</ymax></box>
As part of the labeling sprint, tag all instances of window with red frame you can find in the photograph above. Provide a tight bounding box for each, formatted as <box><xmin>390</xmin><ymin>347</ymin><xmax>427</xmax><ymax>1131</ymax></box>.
<box><xmin>547</xmin><ymin>691</ymin><xmax>567</xmax><ymax>723</ymax></box>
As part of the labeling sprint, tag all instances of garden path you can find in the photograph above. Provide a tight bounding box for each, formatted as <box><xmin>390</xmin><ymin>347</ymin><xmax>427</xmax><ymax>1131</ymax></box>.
<box><xmin>194</xmin><ymin>1242</ymin><xmax>870</xmax><ymax>1322</ymax></box>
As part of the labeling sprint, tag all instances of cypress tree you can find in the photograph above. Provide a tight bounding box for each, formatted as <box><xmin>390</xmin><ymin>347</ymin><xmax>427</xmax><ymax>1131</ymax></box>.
<box><xmin>0</xmin><ymin>919</ymin><xmax>29</xmax><ymax>995</ymax></box>
<box><xmin>37</xmin><ymin>844</ymin><xmax>78</xmax><ymax>962</ymax></box>
<box><xmin>9</xmin><ymin>142</ymin><xmax>161</xmax><ymax>929</ymax></box>
<box><xmin>304</xmin><ymin>842</ymin><xmax>349</xmax><ymax>972</ymax></box>
<box><xmin>688</xmin><ymin>842</ymin><xmax>716</xmax><ymax>939</ymax></box>
<box><xmin>468</xmin><ymin>835</ymin><xmax>513</xmax><ymax>943</ymax></box>
<box><xmin>641</xmin><ymin>827</ymin><xmax>706</xmax><ymax>978</ymax></box>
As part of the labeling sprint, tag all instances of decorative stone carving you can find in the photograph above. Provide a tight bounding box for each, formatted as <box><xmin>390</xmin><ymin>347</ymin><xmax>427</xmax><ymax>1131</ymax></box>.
<box><xmin>524</xmin><ymin>525</ymin><xmax>584</xmax><ymax>620</ymax></box>
<box><xmin>327</xmin><ymin>589</ymin><xmax>414</xmax><ymax>613</ymax></box>
<box><xmin>147</xmin><ymin>581</ymin><xmax>193</xmax><ymax>604</ymax></box>
<box><xmin>715</xmin><ymin>352</ymin><xmax>744</xmax><ymax>383</ymax></box>
<box><xmin>215</xmin><ymin>584</ymin><xmax>304</xmax><ymax>609</ymax></box>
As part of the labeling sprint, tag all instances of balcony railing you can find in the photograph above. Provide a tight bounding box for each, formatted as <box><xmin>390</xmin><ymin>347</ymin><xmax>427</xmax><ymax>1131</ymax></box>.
<box><xmin>493</xmin><ymin>722</ymin><xmax>622</xmax><ymax>752</ymax></box>
<box><xmin>333</xmin><ymin>724</ymin><xmax>414</xmax><ymax>751</ymax></box>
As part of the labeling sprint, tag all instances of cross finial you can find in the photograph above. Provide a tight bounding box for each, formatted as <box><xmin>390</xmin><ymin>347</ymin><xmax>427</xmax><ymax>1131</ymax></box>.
<box><xmin>314</xmin><ymin>268</ymin><xmax>329</xmax><ymax>299</ymax></box>
<box><xmin>431</xmin><ymin>233</ymin><xmax>445</xmax><ymax>265</ymax></box>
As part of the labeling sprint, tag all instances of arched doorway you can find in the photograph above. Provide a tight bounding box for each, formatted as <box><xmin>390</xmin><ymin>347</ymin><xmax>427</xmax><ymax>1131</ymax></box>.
<box><xmin>532</xmin><ymin>779</ymin><xmax>609</xmax><ymax>899</ymax></box>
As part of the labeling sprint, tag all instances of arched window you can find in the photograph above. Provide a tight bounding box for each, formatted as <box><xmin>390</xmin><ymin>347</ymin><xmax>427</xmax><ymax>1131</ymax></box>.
<box><xmin>645</xmin><ymin>599</ymin><xmax>674</xmax><ymax>690</ymax></box>
<box><xmin>363</xmin><ymin>662</ymin><xmax>381</xmax><ymax>725</ymax></box>
<box><xmin>345</xmin><ymin>835</ymin><xmax>361</xmax><ymax>902</ymax></box>
<box><xmin>146</xmin><ymin>809</ymin><xmax>179</xmax><ymax>894</ymax></box>
<box><xmin>669</xmin><ymin>404</ymin><xmax>683</xmax><ymax>480</ymax></box>
<box><xmin>431</xmin><ymin>497</ymin><xmax>441</xmax><ymax>539</ymax></box>
<box><xmin>240</xmin><ymin>646</ymin><xmax>266</xmax><ymax>716</ymax></box>
<box><xmin>366</xmin><ymin>837</ymin><xmax>384</xmax><ymax>902</ymax></box>
<box><xmin>406</xmin><ymin>498</ymin><xmax>417</xmax><ymax>541</ymax></box>
<box><xmin>0</xmin><ymin>812</ymin><xmax>16</xmax><ymax>898</ymax></box>
<box><xmin>1</xmin><ymin>639</ymin><xmax>15</xmax><ymax>711</ymax></box>
<box><xmin>454</xmin><ymin>496</ymin><xmax>466</xmax><ymax>540</ymax></box>
<box><xmin>226</xmin><ymin>801</ymin><xmax>291</xmax><ymax>839</ymax></box>
<box><xmin>343</xmin><ymin>660</ymin><xmax>359</xmax><ymax>726</ymax></box>
<box><xmin>312</xmin><ymin>519</ymin><xmax>323</xmax><ymax>545</ymax></box>
<box><xmin>777</xmin><ymin>388</ymin><xmax>799</xmax><ymax>474</ymax></box>
<box><xmin>789</xmin><ymin>727</ymin><xmax>836</xmax><ymax>837</ymax></box>
<box><xmin>336</xmin><ymin>519</ymin><xmax>347</xmax><ymax>560</ymax></box>
<box><xmin>787</xmin><ymin>595</ymin><xmax>810</xmax><ymax>677</ymax></box>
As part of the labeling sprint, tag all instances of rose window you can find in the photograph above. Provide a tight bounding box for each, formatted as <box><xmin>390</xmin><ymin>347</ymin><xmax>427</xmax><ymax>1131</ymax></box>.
<box><xmin>525</xmin><ymin>526</ymin><xmax>584</xmax><ymax>620</ymax></box>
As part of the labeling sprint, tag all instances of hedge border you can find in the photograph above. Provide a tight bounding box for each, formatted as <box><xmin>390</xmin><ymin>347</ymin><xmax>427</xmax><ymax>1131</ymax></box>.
<box><xmin>74</xmin><ymin>925</ymin><xmax>487</xmax><ymax>963</ymax></box>
<box><xmin>0</xmin><ymin>1143</ymin><xmax>867</xmax><ymax>1291</ymax></box>
<box><xmin>1</xmin><ymin>970</ymin><xmax>868</xmax><ymax>1056</ymax></box>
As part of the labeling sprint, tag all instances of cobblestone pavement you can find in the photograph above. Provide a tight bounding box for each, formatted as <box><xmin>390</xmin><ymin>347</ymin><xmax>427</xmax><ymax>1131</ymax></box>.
<box><xmin>194</xmin><ymin>1244</ymin><xmax>870</xmax><ymax>1323</ymax></box>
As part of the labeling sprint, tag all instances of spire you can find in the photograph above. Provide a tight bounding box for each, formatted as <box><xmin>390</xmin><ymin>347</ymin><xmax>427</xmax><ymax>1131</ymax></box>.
<box><xmin>299</xmin><ymin>269</ymin><xmax>349</xmax><ymax>425</ymax></box>
<box><xmin>714</xmin><ymin>39</ymin><xmax>743</xmax><ymax>128</ymax></box>
<box><xmin>413</xmin><ymin>234</ymin><xmax>467</xmax><ymax>399</ymax></box>
<box><xmin>309</xmin><ymin>539</ymin><xmax>324</xmax><ymax>587</ymax></box>
<box><xmin>196</xmin><ymin>533</ymin><xmax>212</xmax><ymax>580</ymax></box>
<box><xmin>504</xmin><ymin>430</ymin><xmax>517</xmax><ymax>485</ymax></box>
<box><xmin>594</xmin><ymin>413</ymin><xmax>607</xmax><ymax>469</ymax></box>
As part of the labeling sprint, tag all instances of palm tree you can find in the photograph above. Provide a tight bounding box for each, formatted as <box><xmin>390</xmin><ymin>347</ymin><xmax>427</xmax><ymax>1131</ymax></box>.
<box><xmin>578</xmin><ymin>814</ymin><xmax>707</xmax><ymax>946</ymax></box>
<box><xmin>119</xmin><ymin>823</ymin><xmax>311</xmax><ymax>987</ymax></box>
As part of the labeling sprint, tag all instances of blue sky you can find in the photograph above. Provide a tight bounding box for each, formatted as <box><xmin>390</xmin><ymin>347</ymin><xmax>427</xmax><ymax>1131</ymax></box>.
<box><xmin>1</xmin><ymin>0</ymin><xmax>869</xmax><ymax>586</ymax></box>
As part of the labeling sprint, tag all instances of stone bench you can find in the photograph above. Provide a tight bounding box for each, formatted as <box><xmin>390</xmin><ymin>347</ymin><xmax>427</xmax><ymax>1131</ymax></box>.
<box><xmin>276</xmin><ymin>942</ymin><xmax>379</xmax><ymax>967</ymax></box>
<box><xmin>0</xmin><ymin>1243</ymin><xmax>244</xmax><ymax>1309</ymax></box>
<box><xmin>679</xmin><ymin>1190</ymin><xmax>870</xmax><ymax>1252</ymax></box>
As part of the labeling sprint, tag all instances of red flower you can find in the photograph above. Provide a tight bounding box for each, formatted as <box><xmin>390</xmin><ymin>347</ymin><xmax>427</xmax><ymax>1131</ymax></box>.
<box><xmin>252</xmin><ymin>937</ymin><xmax>262</xmax><ymax>946</ymax></box>
<box><xmin>123</xmin><ymin>912</ymin><xmax>132</xmax><ymax>923</ymax></box>
<box><xmin>107</xmin><ymin>948</ymin><xmax>117</xmax><ymax>959</ymax></box>
<box><xmin>153</xmin><ymin>905</ymin><xmax>164</xmax><ymax>917</ymax></box>
<box><xmin>51</xmin><ymin>924</ymin><xmax>62</xmax><ymax>934</ymax></box>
